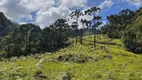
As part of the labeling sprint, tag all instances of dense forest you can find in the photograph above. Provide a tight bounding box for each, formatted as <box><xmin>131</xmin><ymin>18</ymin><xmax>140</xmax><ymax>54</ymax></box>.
<box><xmin>0</xmin><ymin>7</ymin><xmax>102</xmax><ymax>58</ymax></box>
<box><xmin>0</xmin><ymin>7</ymin><xmax>142</xmax><ymax>58</ymax></box>
<box><xmin>0</xmin><ymin>18</ymin><xmax>72</xmax><ymax>58</ymax></box>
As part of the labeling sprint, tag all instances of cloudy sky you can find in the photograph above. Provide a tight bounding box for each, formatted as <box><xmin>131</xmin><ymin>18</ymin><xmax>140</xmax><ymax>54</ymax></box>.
<box><xmin>0</xmin><ymin>0</ymin><xmax>142</xmax><ymax>28</ymax></box>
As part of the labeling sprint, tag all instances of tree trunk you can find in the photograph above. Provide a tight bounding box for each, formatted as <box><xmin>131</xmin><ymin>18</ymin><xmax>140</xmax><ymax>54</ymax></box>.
<box><xmin>28</xmin><ymin>35</ymin><xmax>31</xmax><ymax>54</ymax></box>
<box><xmin>94</xmin><ymin>29</ymin><xmax>96</xmax><ymax>48</ymax></box>
<box><xmin>76</xmin><ymin>28</ymin><xmax>78</xmax><ymax>44</ymax></box>
<box><xmin>58</xmin><ymin>28</ymin><xmax>61</xmax><ymax>47</ymax></box>
<box><xmin>25</xmin><ymin>34</ymin><xmax>28</xmax><ymax>55</ymax></box>
<box><xmin>80</xmin><ymin>29</ymin><xmax>83</xmax><ymax>44</ymax></box>
<box><xmin>76</xmin><ymin>17</ymin><xmax>79</xmax><ymax>44</ymax></box>
<box><xmin>94</xmin><ymin>34</ymin><xmax>96</xmax><ymax>48</ymax></box>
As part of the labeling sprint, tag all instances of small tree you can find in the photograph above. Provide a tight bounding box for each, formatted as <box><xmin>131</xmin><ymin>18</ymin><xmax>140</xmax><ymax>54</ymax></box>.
<box><xmin>69</xmin><ymin>10</ymin><xmax>83</xmax><ymax>44</ymax></box>
<box><xmin>54</xmin><ymin>19</ymin><xmax>71</xmax><ymax>47</ymax></box>
<box><xmin>84</xmin><ymin>7</ymin><xmax>102</xmax><ymax>48</ymax></box>
<box><xmin>80</xmin><ymin>19</ymin><xmax>87</xmax><ymax>44</ymax></box>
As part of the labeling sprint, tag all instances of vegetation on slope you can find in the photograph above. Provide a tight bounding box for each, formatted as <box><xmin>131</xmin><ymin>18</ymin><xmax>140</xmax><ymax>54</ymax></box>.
<box><xmin>0</xmin><ymin>6</ymin><xmax>142</xmax><ymax>80</ymax></box>
<box><xmin>101</xmin><ymin>7</ymin><xmax>142</xmax><ymax>53</ymax></box>
<box><xmin>0</xmin><ymin>12</ymin><xmax>14</xmax><ymax>37</ymax></box>
<box><xmin>0</xmin><ymin>35</ymin><xmax>142</xmax><ymax>80</ymax></box>
<box><xmin>0</xmin><ymin>6</ymin><xmax>102</xmax><ymax>58</ymax></box>
<box><xmin>101</xmin><ymin>9</ymin><xmax>135</xmax><ymax>38</ymax></box>
<box><xmin>122</xmin><ymin>8</ymin><xmax>142</xmax><ymax>53</ymax></box>
<box><xmin>0</xmin><ymin>19</ymin><xmax>72</xmax><ymax>58</ymax></box>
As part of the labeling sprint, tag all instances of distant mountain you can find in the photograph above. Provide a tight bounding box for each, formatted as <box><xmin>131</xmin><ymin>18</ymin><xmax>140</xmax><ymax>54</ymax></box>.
<box><xmin>0</xmin><ymin>12</ymin><xmax>13</xmax><ymax>37</ymax></box>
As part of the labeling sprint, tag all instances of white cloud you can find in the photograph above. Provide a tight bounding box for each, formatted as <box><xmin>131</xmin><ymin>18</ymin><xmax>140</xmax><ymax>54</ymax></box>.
<box><xmin>0</xmin><ymin>0</ymin><xmax>114</xmax><ymax>29</ymax></box>
<box><xmin>19</xmin><ymin>22</ymin><xmax>27</xmax><ymax>25</ymax></box>
<box><xmin>116</xmin><ymin>0</ymin><xmax>142</xmax><ymax>7</ymax></box>
<box><xmin>98</xmin><ymin>0</ymin><xmax>114</xmax><ymax>10</ymax></box>
<box><xmin>0</xmin><ymin>0</ymin><xmax>56</xmax><ymax>20</ymax></box>
<box><xmin>34</xmin><ymin>0</ymin><xmax>87</xmax><ymax>28</ymax></box>
<box><xmin>60</xmin><ymin>0</ymin><xmax>87</xmax><ymax>8</ymax></box>
<box><xmin>0</xmin><ymin>0</ymin><xmax>141</xmax><ymax>29</ymax></box>
<box><xmin>0</xmin><ymin>0</ymin><xmax>87</xmax><ymax>28</ymax></box>
<box><xmin>125</xmin><ymin>0</ymin><xmax>142</xmax><ymax>7</ymax></box>
<box><xmin>0</xmin><ymin>0</ymin><xmax>30</xmax><ymax>20</ymax></box>
<box><xmin>19</xmin><ymin>0</ymin><xmax>55</xmax><ymax>11</ymax></box>
<box><xmin>78</xmin><ymin>13</ymin><xmax>92</xmax><ymax>29</ymax></box>
<box><xmin>35</xmin><ymin>6</ymin><xmax>70</xmax><ymax>28</ymax></box>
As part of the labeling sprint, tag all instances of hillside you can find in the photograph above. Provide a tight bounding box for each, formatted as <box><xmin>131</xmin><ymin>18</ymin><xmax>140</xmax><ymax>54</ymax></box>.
<box><xmin>0</xmin><ymin>12</ymin><xmax>13</xmax><ymax>37</ymax></box>
<box><xmin>0</xmin><ymin>35</ymin><xmax>142</xmax><ymax>80</ymax></box>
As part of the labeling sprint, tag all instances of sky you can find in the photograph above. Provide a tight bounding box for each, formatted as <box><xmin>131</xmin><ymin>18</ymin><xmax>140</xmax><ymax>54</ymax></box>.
<box><xmin>0</xmin><ymin>0</ymin><xmax>142</xmax><ymax>28</ymax></box>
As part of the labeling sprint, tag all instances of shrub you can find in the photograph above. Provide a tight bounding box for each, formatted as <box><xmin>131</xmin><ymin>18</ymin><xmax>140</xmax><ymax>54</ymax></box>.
<box><xmin>122</xmin><ymin>18</ymin><xmax>142</xmax><ymax>53</ymax></box>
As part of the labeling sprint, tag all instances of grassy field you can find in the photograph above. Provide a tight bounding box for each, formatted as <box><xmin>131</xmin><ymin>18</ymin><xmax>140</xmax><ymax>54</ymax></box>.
<box><xmin>0</xmin><ymin>35</ymin><xmax>142</xmax><ymax>80</ymax></box>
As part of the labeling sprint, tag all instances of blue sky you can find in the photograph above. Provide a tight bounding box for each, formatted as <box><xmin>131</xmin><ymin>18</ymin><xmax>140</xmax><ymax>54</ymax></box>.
<box><xmin>99</xmin><ymin>0</ymin><xmax>140</xmax><ymax>21</ymax></box>
<box><xmin>0</xmin><ymin>0</ymin><xmax>142</xmax><ymax>28</ymax></box>
<box><xmin>88</xmin><ymin>0</ymin><xmax>141</xmax><ymax>24</ymax></box>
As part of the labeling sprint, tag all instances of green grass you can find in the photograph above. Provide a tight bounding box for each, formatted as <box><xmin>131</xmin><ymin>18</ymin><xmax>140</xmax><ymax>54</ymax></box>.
<box><xmin>0</xmin><ymin>35</ymin><xmax>142</xmax><ymax>80</ymax></box>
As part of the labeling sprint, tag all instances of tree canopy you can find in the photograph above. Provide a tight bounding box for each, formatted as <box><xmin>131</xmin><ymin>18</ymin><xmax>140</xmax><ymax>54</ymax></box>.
<box><xmin>0</xmin><ymin>19</ymin><xmax>72</xmax><ymax>58</ymax></box>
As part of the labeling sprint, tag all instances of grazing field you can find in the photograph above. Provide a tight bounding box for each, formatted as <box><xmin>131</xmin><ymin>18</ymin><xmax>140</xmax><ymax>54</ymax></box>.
<box><xmin>0</xmin><ymin>35</ymin><xmax>142</xmax><ymax>80</ymax></box>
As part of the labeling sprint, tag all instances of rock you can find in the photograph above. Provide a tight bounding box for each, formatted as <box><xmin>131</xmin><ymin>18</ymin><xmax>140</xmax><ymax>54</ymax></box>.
<box><xmin>34</xmin><ymin>70</ymin><xmax>48</xmax><ymax>80</ymax></box>
<box><xmin>53</xmin><ymin>54</ymin><xmax>93</xmax><ymax>63</ymax></box>
<box><xmin>56</xmin><ymin>72</ymin><xmax>72</xmax><ymax>80</ymax></box>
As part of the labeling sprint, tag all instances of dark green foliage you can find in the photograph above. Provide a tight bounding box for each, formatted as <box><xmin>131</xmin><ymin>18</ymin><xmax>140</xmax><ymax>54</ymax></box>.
<box><xmin>84</xmin><ymin>7</ymin><xmax>102</xmax><ymax>48</ymax></box>
<box><xmin>101</xmin><ymin>9</ymin><xmax>135</xmax><ymax>38</ymax></box>
<box><xmin>0</xmin><ymin>24</ymin><xmax>42</xmax><ymax>57</ymax></box>
<box><xmin>0</xmin><ymin>19</ymin><xmax>71</xmax><ymax>58</ymax></box>
<box><xmin>122</xmin><ymin>8</ymin><xmax>142</xmax><ymax>53</ymax></box>
<box><xmin>122</xmin><ymin>23</ymin><xmax>142</xmax><ymax>53</ymax></box>
<box><xmin>101</xmin><ymin>24</ymin><xmax>121</xmax><ymax>38</ymax></box>
<box><xmin>70</xmin><ymin>9</ymin><xmax>83</xmax><ymax>44</ymax></box>
<box><xmin>0</xmin><ymin>12</ymin><xmax>14</xmax><ymax>37</ymax></box>
<box><xmin>101</xmin><ymin>7</ymin><xmax>142</xmax><ymax>53</ymax></box>
<box><xmin>41</xmin><ymin>19</ymin><xmax>71</xmax><ymax>52</ymax></box>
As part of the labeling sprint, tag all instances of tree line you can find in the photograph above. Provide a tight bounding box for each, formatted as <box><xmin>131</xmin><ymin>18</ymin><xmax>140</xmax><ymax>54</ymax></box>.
<box><xmin>70</xmin><ymin>7</ymin><xmax>102</xmax><ymax>47</ymax></box>
<box><xmin>0</xmin><ymin>19</ymin><xmax>72</xmax><ymax>58</ymax></box>
<box><xmin>101</xmin><ymin>7</ymin><xmax>142</xmax><ymax>53</ymax></box>
<box><xmin>0</xmin><ymin>6</ymin><xmax>141</xmax><ymax>58</ymax></box>
<box><xmin>0</xmin><ymin>6</ymin><xmax>103</xmax><ymax>58</ymax></box>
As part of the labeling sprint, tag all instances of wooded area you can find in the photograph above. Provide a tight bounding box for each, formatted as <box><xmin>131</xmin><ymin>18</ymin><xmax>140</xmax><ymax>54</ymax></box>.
<box><xmin>0</xmin><ymin>7</ymin><xmax>142</xmax><ymax>58</ymax></box>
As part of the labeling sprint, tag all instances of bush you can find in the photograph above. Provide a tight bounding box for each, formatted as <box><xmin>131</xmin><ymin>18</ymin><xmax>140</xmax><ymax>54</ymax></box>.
<box><xmin>122</xmin><ymin>17</ymin><xmax>142</xmax><ymax>53</ymax></box>
<box><xmin>56</xmin><ymin>71</ymin><xmax>73</xmax><ymax>80</ymax></box>
<box><xmin>54</xmin><ymin>54</ymin><xmax>93</xmax><ymax>63</ymax></box>
<box><xmin>0</xmin><ymin>49</ymin><xmax>8</xmax><ymax>58</ymax></box>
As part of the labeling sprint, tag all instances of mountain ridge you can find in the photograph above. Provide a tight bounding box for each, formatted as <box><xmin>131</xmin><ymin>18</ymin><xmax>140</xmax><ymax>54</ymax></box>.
<box><xmin>0</xmin><ymin>12</ymin><xmax>13</xmax><ymax>37</ymax></box>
